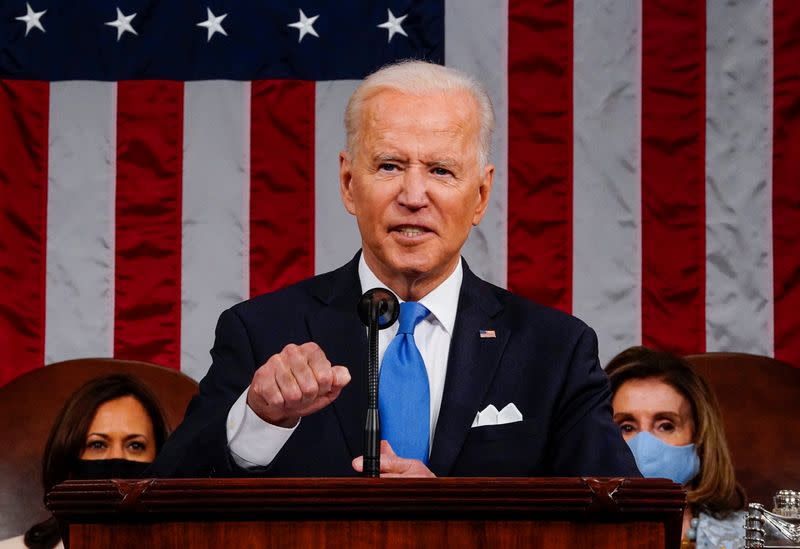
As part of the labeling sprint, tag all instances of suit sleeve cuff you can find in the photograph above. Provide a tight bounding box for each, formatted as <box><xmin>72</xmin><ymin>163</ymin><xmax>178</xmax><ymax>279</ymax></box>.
<box><xmin>226</xmin><ymin>388</ymin><xmax>298</xmax><ymax>468</ymax></box>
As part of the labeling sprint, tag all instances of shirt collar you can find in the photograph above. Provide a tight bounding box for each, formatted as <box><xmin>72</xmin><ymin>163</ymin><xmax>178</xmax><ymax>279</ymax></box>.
<box><xmin>358</xmin><ymin>254</ymin><xmax>462</xmax><ymax>335</ymax></box>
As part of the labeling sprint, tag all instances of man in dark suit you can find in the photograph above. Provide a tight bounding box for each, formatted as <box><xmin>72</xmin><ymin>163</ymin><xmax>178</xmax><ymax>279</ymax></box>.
<box><xmin>150</xmin><ymin>60</ymin><xmax>639</xmax><ymax>478</ymax></box>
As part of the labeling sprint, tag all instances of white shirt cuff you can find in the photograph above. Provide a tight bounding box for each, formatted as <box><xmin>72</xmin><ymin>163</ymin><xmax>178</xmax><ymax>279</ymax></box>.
<box><xmin>226</xmin><ymin>387</ymin><xmax>298</xmax><ymax>468</ymax></box>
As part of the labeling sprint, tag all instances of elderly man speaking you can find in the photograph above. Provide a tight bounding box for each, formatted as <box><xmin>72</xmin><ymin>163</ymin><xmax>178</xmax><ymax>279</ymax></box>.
<box><xmin>150</xmin><ymin>61</ymin><xmax>639</xmax><ymax>479</ymax></box>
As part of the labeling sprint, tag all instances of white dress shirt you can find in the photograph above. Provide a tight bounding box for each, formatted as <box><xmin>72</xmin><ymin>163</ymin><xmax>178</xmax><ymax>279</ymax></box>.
<box><xmin>226</xmin><ymin>256</ymin><xmax>462</xmax><ymax>468</ymax></box>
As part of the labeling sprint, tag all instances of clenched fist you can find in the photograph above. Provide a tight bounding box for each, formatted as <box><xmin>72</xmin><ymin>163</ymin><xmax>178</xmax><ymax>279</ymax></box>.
<box><xmin>246</xmin><ymin>342</ymin><xmax>351</xmax><ymax>428</ymax></box>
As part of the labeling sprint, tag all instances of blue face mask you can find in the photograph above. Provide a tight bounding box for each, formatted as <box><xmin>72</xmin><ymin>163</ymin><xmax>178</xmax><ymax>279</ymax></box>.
<box><xmin>626</xmin><ymin>431</ymin><xmax>700</xmax><ymax>485</ymax></box>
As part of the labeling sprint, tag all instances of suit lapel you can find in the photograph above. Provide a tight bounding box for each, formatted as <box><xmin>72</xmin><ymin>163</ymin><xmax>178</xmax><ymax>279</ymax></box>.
<box><xmin>428</xmin><ymin>264</ymin><xmax>509</xmax><ymax>476</ymax></box>
<box><xmin>305</xmin><ymin>255</ymin><xmax>368</xmax><ymax>459</ymax></box>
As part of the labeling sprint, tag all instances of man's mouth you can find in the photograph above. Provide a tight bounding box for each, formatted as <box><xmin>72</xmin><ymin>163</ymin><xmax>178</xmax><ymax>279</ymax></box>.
<box><xmin>397</xmin><ymin>227</ymin><xmax>428</xmax><ymax>237</ymax></box>
<box><xmin>393</xmin><ymin>225</ymin><xmax>431</xmax><ymax>238</ymax></box>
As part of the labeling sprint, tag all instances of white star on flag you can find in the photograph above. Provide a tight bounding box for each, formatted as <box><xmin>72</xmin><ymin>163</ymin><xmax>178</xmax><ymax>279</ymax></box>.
<box><xmin>105</xmin><ymin>8</ymin><xmax>137</xmax><ymax>41</ymax></box>
<box><xmin>197</xmin><ymin>7</ymin><xmax>228</xmax><ymax>42</ymax></box>
<box><xmin>16</xmin><ymin>2</ymin><xmax>46</xmax><ymax>36</ymax></box>
<box><xmin>288</xmin><ymin>9</ymin><xmax>320</xmax><ymax>43</ymax></box>
<box><xmin>377</xmin><ymin>9</ymin><xmax>408</xmax><ymax>43</ymax></box>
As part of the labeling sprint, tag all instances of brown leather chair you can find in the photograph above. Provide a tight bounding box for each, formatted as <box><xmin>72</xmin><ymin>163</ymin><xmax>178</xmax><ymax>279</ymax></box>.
<box><xmin>0</xmin><ymin>358</ymin><xmax>198</xmax><ymax>541</ymax></box>
<box><xmin>685</xmin><ymin>352</ymin><xmax>800</xmax><ymax>507</ymax></box>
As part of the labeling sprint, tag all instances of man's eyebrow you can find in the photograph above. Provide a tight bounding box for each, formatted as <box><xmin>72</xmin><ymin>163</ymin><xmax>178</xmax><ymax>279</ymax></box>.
<box><xmin>425</xmin><ymin>157</ymin><xmax>461</xmax><ymax>169</ymax></box>
<box><xmin>373</xmin><ymin>153</ymin><xmax>406</xmax><ymax>163</ymax></box>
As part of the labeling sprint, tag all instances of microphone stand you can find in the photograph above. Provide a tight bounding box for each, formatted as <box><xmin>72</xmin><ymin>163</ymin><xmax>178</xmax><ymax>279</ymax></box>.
<box><xmin>357</xmin><ymin>288</ymin><xmax>398</xmax><ymax>478</ymax></box>
<box><xmin>363</xmin><ymin>302</ymin><xmax>381</xmax><ymax>477</ymax></box>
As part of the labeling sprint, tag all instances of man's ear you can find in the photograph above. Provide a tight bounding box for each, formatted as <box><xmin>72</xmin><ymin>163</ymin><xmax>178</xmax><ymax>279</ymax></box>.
<box><xmin>471</xmin><ymin>163</ymin><xmax>494</xmax><ymax>226</ymax></box>
<box><xmin>339</xmin><ymin>151</ymin><xmax>357</xmax><ymax>216</ymax></box>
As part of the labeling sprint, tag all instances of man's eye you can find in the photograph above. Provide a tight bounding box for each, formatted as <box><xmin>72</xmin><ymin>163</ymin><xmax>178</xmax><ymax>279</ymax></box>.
<box><xmin>379</xmin><ymin>163</ymin><xmax>398</xmax><ymax>172</ymax></box>
<box><xmin>431</xmin><ymin>167</ymin><xmax>452</xmax><ymax>176</ymax></box>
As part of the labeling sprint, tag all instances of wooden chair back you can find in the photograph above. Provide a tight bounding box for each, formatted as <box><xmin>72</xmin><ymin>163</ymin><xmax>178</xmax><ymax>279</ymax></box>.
<box><xmin>685</xmin><ymin>352</ymin><xmax>800</xmax><ymax>506</ymax></box>
<box><xmin>0</xmin><ymin>358</ymin><xmax>198</xmax><ymax>540</ymax></box>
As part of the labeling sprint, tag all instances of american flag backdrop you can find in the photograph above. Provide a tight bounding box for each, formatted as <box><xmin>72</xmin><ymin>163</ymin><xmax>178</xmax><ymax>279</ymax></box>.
<box><xmin>1</xmin><ymin>1</ymin><xmax>799</xmax><ymax>386</ymax></box>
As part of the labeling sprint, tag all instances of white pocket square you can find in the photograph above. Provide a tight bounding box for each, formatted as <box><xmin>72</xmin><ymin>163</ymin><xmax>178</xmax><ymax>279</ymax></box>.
<box><xmin>470</xmin><ymin>403</ymin><xmax>523</xmax><ymax>428</ymax></box>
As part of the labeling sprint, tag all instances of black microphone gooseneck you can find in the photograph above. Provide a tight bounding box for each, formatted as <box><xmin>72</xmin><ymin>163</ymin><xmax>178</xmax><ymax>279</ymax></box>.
<box><xmin>357</xmin><ymin>288</ymin><xmax>399</xmax><ymax>477</ymax></box>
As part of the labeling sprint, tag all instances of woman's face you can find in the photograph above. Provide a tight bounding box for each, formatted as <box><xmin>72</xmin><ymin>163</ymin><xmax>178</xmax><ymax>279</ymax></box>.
<box><xmin>612</xmin><ymin>377</ymin><xmax>695</xmax><ymax>446</ymax></box>
<box><xmin>80</xmin><ymin>395</ymin><xmax>157</xmax><ymax>462</ymax></box>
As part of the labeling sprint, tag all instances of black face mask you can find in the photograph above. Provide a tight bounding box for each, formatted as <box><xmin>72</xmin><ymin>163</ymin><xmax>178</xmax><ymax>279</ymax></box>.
<box><xmin>71</xmin><ymin>459</ymin><xmax>149</xmax><ymax>480</ymax></box>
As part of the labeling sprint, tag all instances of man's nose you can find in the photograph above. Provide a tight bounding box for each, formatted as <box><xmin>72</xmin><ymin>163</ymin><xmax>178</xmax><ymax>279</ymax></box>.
<box><xmin>397</xmin><ymin>167</ymin><xmax>428</xmax><ymax>209</ymax></box>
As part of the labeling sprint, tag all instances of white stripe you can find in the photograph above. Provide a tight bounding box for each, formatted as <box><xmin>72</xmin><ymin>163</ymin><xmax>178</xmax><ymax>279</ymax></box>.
<box><xmin>572</xmin><ymin>0</ymin><xmax>642</xmax><ymax>365</ymax></box>
<box><xmin>182</xmin><ymin>81</ymin><xmax>250</xmax><ymax>381</ymax></box>
<box><xmin>705</xmin><ymin>0</ymin><xmax>773</xmax><ymax>356</ymax></box>
<box><xmin>445</xmin><ymin>0</ymin><xmax>508</xmax><ymax>288</ymax></box>
<box><xmin>45</xmin><ymin>81</ymin><xmax>116</xmax><ymax>364</ymax></box>
<box><xmin>766</xmin><ymin>0</ymin><xmax>775</xmax><ymax>357</ymax></box>
<box><xmin>314</xmin><ymin>80</ymin><xmax>363</xmax><ymax>275</ymax></box>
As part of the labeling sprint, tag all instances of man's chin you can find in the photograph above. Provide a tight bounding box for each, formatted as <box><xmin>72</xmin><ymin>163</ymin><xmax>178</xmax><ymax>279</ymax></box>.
<box><xmin>376</xmin><ymin>260</ymin><xmax>430</xmax><ymax>284</ymax></box>
<box><xmin>388</xmin><ymin>251</ymin><xmax>437</xmax><ymax>277</ymax></box>
<box><xmin>379</xmin><ymin>260</ymin><xmax>424</xmax><ymax>280</ymax></box>
<box><xmin>365</xmin><ymin>245</ymin><xmax>446</xmax><ymax>280</ymax></box>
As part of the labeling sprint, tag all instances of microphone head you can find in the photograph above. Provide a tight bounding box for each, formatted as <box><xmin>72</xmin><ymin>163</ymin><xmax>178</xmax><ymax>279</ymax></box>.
<box><xmin>357</xmin><ymin>288</ymin><xmax>399</xmax><ymax>329</ymax></box>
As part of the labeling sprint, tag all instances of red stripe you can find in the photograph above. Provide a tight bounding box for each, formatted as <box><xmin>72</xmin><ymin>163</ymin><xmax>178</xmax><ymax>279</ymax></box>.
<box><xmin>507</xmin><ymin>0</ymin><xmax>573</xmax><ymax>313</ymax></box>
<box><xmin>250</xmin><ymin>80</ymin><xmax>315</xmax><ymax>296</ymax></box>
<box><xmin>114</xmin><ymin>81</ymin><xmax>183</xmax><ymax>370</ymax></box>
<box><xmin>641</xmin><ymin>1</ymin><xmax>706</xmax><ymax>355</ymax></box>
<box><xmin>773</xmin><ymin>1</ymin><xmax>800</xmax><ymax>367</ymax></box>
<box><xmin>0</xmin><ymin>81</ymin><xmax>48</xmax><ymax>385</ymax></box>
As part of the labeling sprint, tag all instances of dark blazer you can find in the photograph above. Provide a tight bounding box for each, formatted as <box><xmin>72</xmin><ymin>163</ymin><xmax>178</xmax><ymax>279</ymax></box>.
<box><xmin>150</xmin><ymin>254</ymin><xmax>639</xmax><ymax>478</ymax></box>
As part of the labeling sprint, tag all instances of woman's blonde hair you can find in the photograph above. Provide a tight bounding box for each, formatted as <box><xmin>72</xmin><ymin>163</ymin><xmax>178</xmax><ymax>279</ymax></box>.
<box><xmin>606</xmin><ymin>346</ymin><xmax>746</xmax><ymax>516</ymax></box>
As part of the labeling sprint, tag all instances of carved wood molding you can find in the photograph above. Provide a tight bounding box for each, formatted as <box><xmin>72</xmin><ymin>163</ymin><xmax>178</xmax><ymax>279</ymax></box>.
<box><xmin>48</xmin><ymin>477</ymin><xmax>684</xmax><ymax>521</ymax></box>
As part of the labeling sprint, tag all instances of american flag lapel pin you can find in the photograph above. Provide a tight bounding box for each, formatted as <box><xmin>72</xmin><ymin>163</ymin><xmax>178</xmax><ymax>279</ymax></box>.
<box><xmin>479</xmin><ymin>329</ymin><xmax>496</xmax><ymax>339</ymax></box>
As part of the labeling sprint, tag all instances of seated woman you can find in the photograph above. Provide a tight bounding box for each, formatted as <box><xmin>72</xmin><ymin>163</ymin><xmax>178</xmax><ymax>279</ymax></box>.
<box><xmin>0</xmin><ymin>374</ymin><xmax>169</xmax><ymax>549</ymax></box>
<box><xmin>606</xmin><ymin>347</ymin><xmax>746</xmax><ymax>549</ymax></box>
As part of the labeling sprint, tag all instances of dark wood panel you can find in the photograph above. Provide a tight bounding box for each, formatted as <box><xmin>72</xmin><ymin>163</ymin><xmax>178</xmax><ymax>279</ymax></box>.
<box><xmin>70</xmin><ymin>519</ymin><xmax>665</xmax><ymax>549</ymax></box>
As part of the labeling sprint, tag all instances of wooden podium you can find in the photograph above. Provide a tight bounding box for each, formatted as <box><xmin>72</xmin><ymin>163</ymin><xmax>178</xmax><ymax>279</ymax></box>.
<box><xmin>48</xmin><ymin>477</ymin><xmax>684</xmax><ymax>548</ymax></box>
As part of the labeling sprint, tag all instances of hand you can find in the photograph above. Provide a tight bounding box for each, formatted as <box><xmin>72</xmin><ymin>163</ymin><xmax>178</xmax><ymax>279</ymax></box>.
<box><xmin>246</xmin><ymin>342</ymin><xmax>351</xmax><ymax>428</ymax></box>
<box><xmin>352</xmin><ymin>440</ymin><xmax>436</xmax><ymax>478</ymax></box>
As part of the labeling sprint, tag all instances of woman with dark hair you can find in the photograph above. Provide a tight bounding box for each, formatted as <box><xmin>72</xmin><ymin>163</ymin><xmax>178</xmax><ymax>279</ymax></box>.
<box><xmin>606</xmin><ymin>346</ymin><xmax>746</xmax><ymax>549</ymax></box>
<box><xmin>0</xmin><ymin>374</ymin><xmax>169</xmax><ymax>549</ymax></box>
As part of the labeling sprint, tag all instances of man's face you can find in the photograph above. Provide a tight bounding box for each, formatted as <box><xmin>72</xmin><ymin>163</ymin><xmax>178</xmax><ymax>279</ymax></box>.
<box><xmin>339</xmin><ymin>88</ymin><xmax>493</xmax><ymax>299</ymax></box>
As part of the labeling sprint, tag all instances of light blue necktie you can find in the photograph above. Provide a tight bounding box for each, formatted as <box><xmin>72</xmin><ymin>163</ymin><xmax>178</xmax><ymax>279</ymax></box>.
<box><xmin>379</xmin><ymin>301</ymin><xmax>431</xmax><ymax>463</ymax></box>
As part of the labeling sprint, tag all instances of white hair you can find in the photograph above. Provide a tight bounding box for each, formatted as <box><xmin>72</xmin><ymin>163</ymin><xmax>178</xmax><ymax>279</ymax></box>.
<box><xmin>344</xmin><ymin>60</ymin><xmax>495</xmax><ymax>167</ymax></box>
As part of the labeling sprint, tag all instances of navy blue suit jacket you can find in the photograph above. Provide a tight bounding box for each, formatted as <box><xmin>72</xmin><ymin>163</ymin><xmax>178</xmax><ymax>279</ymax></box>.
<box><xmin>150</xmin><ymin>254</ymin><xmax>639</xmax><ymax>478</ymax></box>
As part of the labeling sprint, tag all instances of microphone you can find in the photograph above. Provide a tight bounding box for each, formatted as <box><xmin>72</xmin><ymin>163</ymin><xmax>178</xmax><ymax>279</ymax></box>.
<box><xmin>357</xmin><ymin>288</ymin><xmax>399</xmax><ymax>477</ymax></box>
